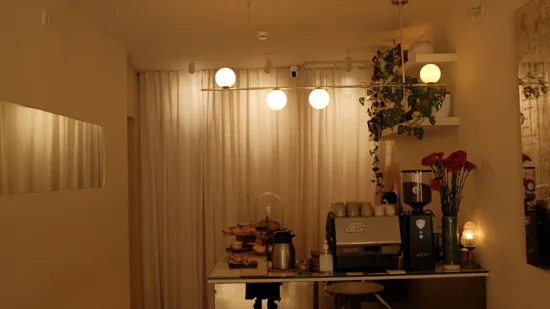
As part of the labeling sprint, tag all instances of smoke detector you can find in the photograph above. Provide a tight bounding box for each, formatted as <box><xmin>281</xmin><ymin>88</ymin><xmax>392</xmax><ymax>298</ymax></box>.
<box><xmin>256</xmin><ymin>31</ymin><xmax>270</xmax><ymax>41</ymax></box>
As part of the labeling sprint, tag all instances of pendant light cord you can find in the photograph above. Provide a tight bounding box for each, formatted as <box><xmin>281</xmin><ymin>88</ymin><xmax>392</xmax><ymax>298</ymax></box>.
<box><xmin>399</xmin><ymin>3</ymin><xmax>406</xmax><ymax>84</ymax></box>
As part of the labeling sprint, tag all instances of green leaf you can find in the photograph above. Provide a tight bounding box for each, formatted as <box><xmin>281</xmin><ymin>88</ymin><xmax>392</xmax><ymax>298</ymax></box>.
<box><xmin>398</xmin><ymin>125</ymin><xmax>405</xmax><ymax>135</ymax></box>
<box><xmin>429</xmin><ymin>116</ymin><xmax>436</xmax><ymax>126</ymax></box>
<box><xmin>359</xmin><ymin>97</ymin><xmax>365</xmax><ymax>106</ymax></box>
<box><xmin>413</xmin><ymin>127</ymin><xmax>424</xmax><ymax>140</ymax></box>
<box><xmin>376</xmin><ymin>172</ymin><xmax>384</xmax><ymax>178</ymax></box>
<box><xmin>372</xmin><ymin>167</ymin><xmax>380</xmax><ymax>172</ymax></box>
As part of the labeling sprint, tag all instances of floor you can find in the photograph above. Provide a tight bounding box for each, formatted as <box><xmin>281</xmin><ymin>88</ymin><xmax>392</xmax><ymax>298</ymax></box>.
<box><xmin>214</xmin><ymin>283</ymin><xmax>383</xmax><ymax>309</ymax></box>
<box><xmin>214</xmin><ymin>278</ymin><xmax>486</xmax><ymax>309</ymax></box>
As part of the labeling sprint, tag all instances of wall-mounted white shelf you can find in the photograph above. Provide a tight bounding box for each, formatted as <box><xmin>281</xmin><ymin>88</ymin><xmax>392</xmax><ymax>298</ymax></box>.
<box><xmin>370</xmin><ymin>117</ymin><xmax>460</xmax><ymax>140</ymax></box>
<box><xmin>405</xmin><ymin>53</ymin><xmax>458</xmax><ymax>71</ymax></box>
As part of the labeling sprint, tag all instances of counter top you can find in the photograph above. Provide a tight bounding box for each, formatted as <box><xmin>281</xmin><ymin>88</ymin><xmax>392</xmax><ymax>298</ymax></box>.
<box><xmin>208</xmin><ymin>253</ymin><xmax>489</xmax><ymax>284</ymax></box>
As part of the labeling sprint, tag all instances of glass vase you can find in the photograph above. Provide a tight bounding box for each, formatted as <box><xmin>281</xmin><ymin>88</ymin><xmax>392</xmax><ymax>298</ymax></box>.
<box><xmin>442</xmin><ymin>216</ymin><xmax>460</xmax><ymax>271</ymax></box>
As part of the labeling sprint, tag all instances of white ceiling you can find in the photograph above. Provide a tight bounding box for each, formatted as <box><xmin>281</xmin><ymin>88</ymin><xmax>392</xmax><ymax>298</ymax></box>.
<box><xmin>66</xmin><ymin>0</ymin><xmax>450</xmax><ymax>71</ymax></box>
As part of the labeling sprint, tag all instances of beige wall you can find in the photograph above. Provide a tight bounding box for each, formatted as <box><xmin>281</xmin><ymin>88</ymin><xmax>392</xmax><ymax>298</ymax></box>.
<box><xmin>0</xmin><ymin>1</ymin><xmax>130</xmax><ymax>309</ymax></box>
<box><xmin>381</xmin><ymin>1</ymin><xmax>549</xmax><ymax>308</ymax></box>
<box><xmin>445</xmin><ymin>1</ymin><xmax>550</xmax><ymax>308</ymax></box>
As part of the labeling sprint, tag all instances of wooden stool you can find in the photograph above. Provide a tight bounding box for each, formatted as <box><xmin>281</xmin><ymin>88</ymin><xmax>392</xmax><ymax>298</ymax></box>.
<box><xmin>324</xmin><ymin>282</ymin><xmax>390</xmax><ymax>309</ymax></box>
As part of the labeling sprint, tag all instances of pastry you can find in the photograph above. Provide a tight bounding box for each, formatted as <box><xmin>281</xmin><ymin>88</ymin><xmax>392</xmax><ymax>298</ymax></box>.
<box><xmin>242</xmin><ymin>226</ymin><xmax>256</xmax><ymax>234</ymax></box>
<box><xmin>232</xmin><ymin>227</ymin><xmax>243</xmax><ymax>235</ymax></box>
<box><xmin>253</xmin><ymin>244</ymin><xmax>266</xmax><ymax>253</ymax></box>
<box><xmin>223</xmin><ymin>226</ymin><xmax>236</xmax><ymax>234</ymax></box>
<box><xmin>257</xmin><ymin>219</ymin><xmax>281</xmax><ymax>231</ymax></box>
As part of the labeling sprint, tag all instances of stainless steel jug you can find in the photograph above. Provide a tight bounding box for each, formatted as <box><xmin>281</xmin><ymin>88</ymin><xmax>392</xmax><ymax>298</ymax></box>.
<box><xmin>270</xmin><ymin>232</ymin><xmax>296</xmax><ymax>270</ymax></box>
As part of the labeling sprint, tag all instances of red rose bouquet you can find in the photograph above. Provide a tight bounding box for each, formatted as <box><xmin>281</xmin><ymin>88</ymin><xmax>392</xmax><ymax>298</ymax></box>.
<box><xmin>421</xmin><ymin>150</ymin><xmax>476</xmax><ymax>217</ymax></box>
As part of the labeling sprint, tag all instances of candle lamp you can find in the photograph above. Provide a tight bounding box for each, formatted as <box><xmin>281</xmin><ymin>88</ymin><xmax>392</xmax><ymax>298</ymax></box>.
<box><xmin>461</xmin><ymin>221</ymin><xmax>479</xmax><ymax>269</ymax></box>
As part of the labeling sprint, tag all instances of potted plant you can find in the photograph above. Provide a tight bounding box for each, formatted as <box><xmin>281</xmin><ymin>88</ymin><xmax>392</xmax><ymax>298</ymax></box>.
<box><xmin>421</xmin><ymin>150</ymin><xmax>476</xmax><ymax>270</ymax></box>
<box><xmin>360</xmin><ymin>44</ymin><xmax>447</xmax><ymax>193</ymax></box>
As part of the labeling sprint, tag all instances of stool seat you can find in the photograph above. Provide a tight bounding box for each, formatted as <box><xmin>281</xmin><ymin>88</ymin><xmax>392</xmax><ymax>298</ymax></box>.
<box><xmin>324</xmin><ymin>282</ymin><xmax>385</xmax><ymax>296</ymax></box>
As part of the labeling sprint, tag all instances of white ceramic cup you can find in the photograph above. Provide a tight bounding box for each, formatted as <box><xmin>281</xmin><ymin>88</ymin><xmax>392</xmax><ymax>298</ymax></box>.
<box><xmin>346</xmin><ymin>201</ymin><xmax>360</xmax><ymax>217</ymax></box>
<box><xmin>360</xmin><ymin>202</ymin><xmax>374</xmax><ymax>217</ymax></box>
<box><xmin>384</xmin><ymin>205</ymin><xmax>396</xmax><ymax>216</ymax></box>
<box><xmin>333</xmin><ymin>202</ymin><xmax>347</xmax><ymax>217</ymax></box>
<box><xmin>374</xmin><ymin>205</ymin><xmax>386</xmax><ymax>217</ymax></box>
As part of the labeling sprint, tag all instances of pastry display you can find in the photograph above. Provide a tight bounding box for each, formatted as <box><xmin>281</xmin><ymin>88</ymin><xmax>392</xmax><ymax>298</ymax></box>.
<box><xmin>227</xmin><ymin>255</ymin><xmax>258</xmax><ymax>268</ymax></box>
<box><xmin>223</xmin><ymin>225</ymin><xmax>256</xmax><ymax>236</ymax></box>
<box><xmin>252</xmin><ymin>244</ymin><xmax>273</xmax><ymax>255</ymax></box>
<box><xmin>257</xmin><ymin>219</ymin><xmax>281</xmax><ymax>231</ymax></box>
<box><xmin>231</xmin><ymin>241</ymin><xmax>243</xmax><ymax>251</ymax></box>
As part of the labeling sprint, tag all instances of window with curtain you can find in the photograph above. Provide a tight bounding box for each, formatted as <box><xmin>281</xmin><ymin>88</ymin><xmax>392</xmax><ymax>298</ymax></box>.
<box><xmin>136</xmin><ymin>68</ymin><xmax>374</xmax><ymax>309</ymax></box>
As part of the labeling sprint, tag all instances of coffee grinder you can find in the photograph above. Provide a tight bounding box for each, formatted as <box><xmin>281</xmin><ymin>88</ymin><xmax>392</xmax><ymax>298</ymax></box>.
<box><xmin>401</xmin><ymin>170</ymin><xmax>436</xmax><ymax>270</ymax></box>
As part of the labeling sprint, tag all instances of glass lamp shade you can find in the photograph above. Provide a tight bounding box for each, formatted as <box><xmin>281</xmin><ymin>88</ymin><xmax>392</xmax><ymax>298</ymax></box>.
<box><xmin>420</xmin><ymin>64</ymin><xmax>442</xmax><ymax>84</ymax></box>
<box><xmin>461</xmin><ymin>221</ymin><xmax>478</xmax><ymax>248</ymax></box>
<box><xmin>215</xmin><ymin>68</ymin><xmax>236</xmax><ymax>88</ymax></box>
<box><xmin>309</xmin><ymin>89</ymin><xmax>330</xmax><ymax>110</ymax></box>
<box><xmin>266</xmin><ymin>90</ymin><xmax>287</xmax><ymax>111</ymax></box>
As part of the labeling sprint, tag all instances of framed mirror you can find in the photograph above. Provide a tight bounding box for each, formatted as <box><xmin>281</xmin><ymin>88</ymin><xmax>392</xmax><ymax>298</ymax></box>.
<box><xmin>517</xmin><ymin>0</ymin><xmax>550</xmax><ymax>270</ymax></box>
<box><xmin>0</xmin><ymin>100</ymin><xmax>105</xmax><ymax>195</ymax></box>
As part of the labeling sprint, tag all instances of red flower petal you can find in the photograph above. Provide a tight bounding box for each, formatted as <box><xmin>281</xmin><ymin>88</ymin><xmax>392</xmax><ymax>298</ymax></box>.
<box><xmin>431</xmin><ymin>178</ymin><xmax>442</xmax><ymax>191</ymax></box>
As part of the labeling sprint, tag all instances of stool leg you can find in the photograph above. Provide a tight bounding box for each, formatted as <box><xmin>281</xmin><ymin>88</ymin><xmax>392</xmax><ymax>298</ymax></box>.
<box><xmin>374</xmin><ymin>294</ymin><xmax>391</xmax><ymax>309</ymax></box>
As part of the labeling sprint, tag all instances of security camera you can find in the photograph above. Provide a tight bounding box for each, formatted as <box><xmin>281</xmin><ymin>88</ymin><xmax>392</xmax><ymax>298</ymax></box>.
<box><xmin>290</xmin><ymin>65</ymin><xmax>299</xmax><ymax>78</ymax></box>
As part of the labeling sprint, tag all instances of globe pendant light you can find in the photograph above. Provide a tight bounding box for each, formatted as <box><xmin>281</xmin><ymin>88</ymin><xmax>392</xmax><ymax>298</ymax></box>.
<box><xmin>309</xmin><ymin>89</ymin><xmax>330</xmax><ymax>110</ymax></box>
<box><xmin>266</xmin><ymin>89</ymin><xmax>287</xmax><ymax>111</ymax></box>
<box><xmin>215</xmin><ymin>68</ymin><xmax>237</xmax><ymax>88</ymax></box>
<box><xmin>420</xmin><ymin>64</ymin><xmax>442</xmax><ymax>84</ymax></box>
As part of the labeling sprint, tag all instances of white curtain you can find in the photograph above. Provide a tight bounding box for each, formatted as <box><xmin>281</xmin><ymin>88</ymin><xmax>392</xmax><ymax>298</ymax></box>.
<box><xmin>0</xmin><ymin>100</ymin><xmax>104</xmax><ymax>195</ymax></box>
<box><xmin>138</xmin><ymin>68</ymin><xmax>373</xmax><ymax>309</ymax></box>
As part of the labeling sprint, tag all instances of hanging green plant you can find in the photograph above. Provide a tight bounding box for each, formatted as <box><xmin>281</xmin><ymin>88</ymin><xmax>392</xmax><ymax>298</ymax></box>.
<box><xmin>519</xmin><ymin>73</ymin><xmax>549</xmax><ymax>99</ymax></box>
<box><xmin>359</xmin><ymin>44</ymin><xmax>447</xmax><ymax>194</ymax></box>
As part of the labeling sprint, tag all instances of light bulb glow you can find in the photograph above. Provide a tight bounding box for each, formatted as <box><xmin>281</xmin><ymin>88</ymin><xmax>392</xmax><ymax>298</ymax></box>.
<box><xmin>309</xmin><ymin>89</ymin><xmax>330</xmax><ymax>110</ymax></box>
<box><xmin>461</xmin><ymin>221</ymin><xmax>478</xmax><ymax>248</ymax></box>
<box><xmin>266</xmin><ymin>90</ymin><xmax>287</xmax><ymax>111</ymax></box>
<box><xmin>215</xmin><ymin>68</ymin><xmax>236</xmax><ymax>88</ymax></box>
<box><xmin>420</xmin><ymin>64</ymin><xmax>442</xmax><ymax>84</ymax></box>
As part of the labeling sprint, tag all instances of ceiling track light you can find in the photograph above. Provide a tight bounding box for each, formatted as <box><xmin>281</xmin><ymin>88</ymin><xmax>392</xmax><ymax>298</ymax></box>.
<box><xmin>264</xmin><ymin>58</ymin><xmax>272</xmax><ymax>74</ymax></box>
<box><xmin>391</xmin><ymin>0</ymin><xmax>408</xmax><ymax>5</ymax></box>
<box><xmin>207</xmin><ymin>0</ymin><xmax>445</xmax><ymax>98</ymax></box>
<box><xmin>345</xmin><ymin>57</ymin><xmax>352</xmax><ymax>73</ymax></box>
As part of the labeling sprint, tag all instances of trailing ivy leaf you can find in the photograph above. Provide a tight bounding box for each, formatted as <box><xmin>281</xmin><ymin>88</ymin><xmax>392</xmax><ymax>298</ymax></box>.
<box><xmin>429</xmin><ymin>116</ymin><xmax>436</xmax><ymax>126</ymax></box>
<box><xmin>395</xmin><ymin>88</ymin><xmax>404</xmax><ymax>101</ymax></box>
<box><xmin>398</xmin><ymin>125</ymin><xmax>405</xmax><ymax>135</ymax></box>
<box><xmin>372</xmin><ymin>167</ymin><xmax>380</xmax><ymax>172</ymax></box>
<box><xmin>408</xmin><ymin>95</ymin><xmax>417</xmax><ymax>108</ymax></box>
<box><xmin>359</xmin><ymin>97</ymin><xmax>365</xmax><ymax>106</ymax></box>
<box><xmin>413</xmin><ymin>127</ymin><xmax>424</xmax><ymax>140</ymax></box>
<box><xmin>376</xmin><ymin>172</ymin><xmax>383</xmax><ymax>178</ymax></box>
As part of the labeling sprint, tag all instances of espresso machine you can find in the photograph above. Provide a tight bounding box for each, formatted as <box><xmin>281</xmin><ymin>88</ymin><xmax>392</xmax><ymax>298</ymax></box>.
<box><xmin>401</xmin><ymin>170</ymin><xmax>436</xmax><ymax>270</ymax></box>
<box><xmin>325</xmin><ymin>213</ymin><xmax>402</xmax><ymax>272</ymax></box>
